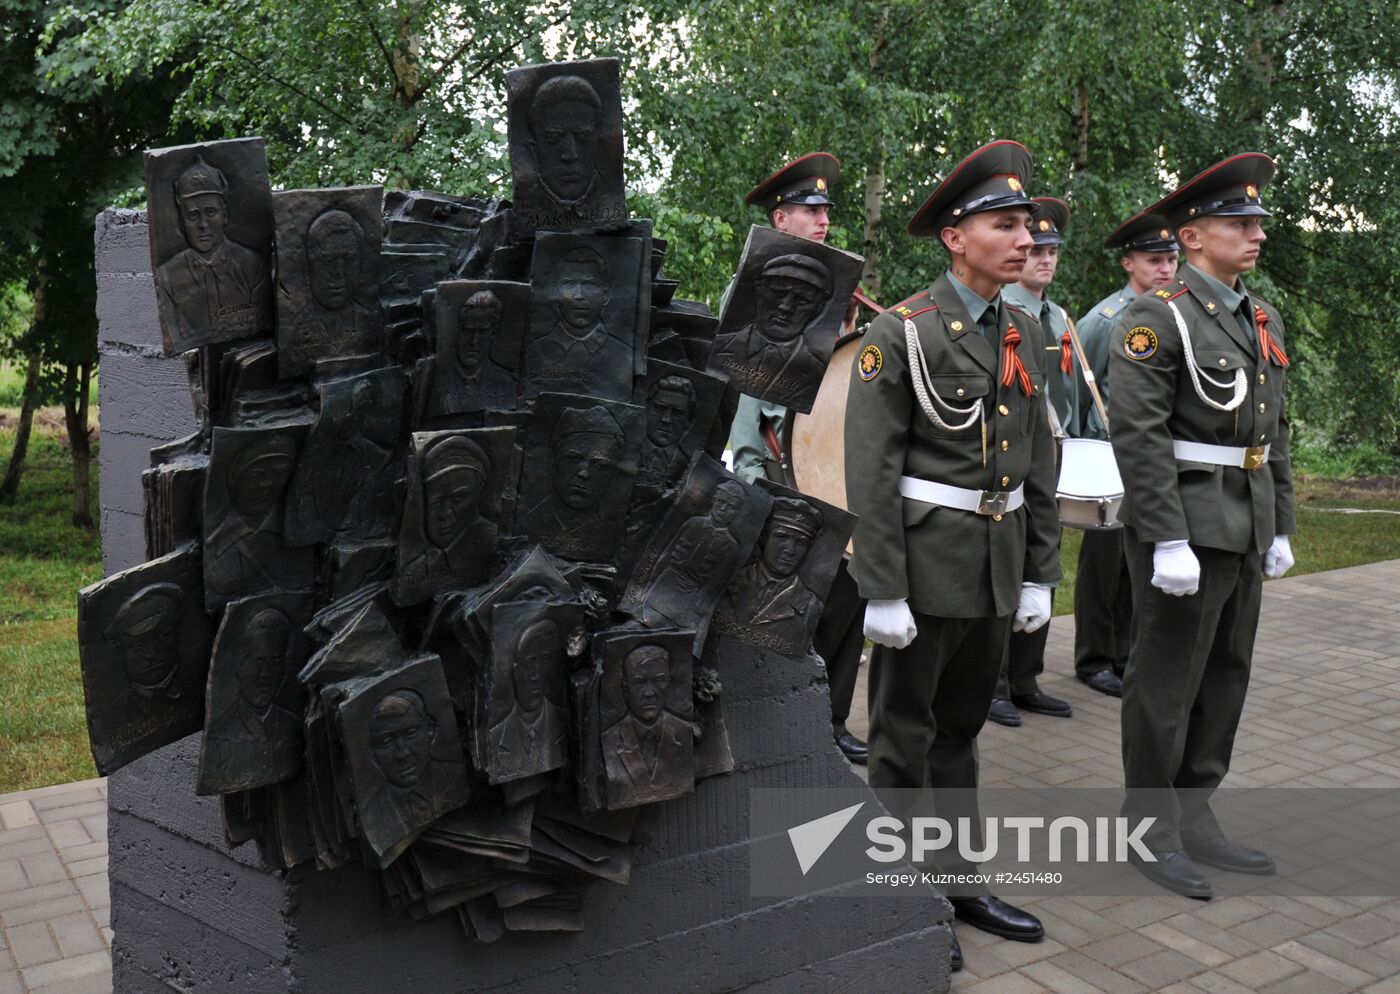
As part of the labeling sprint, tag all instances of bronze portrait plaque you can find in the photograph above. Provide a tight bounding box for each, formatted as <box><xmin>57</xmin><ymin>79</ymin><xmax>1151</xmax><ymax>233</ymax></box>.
<box><xmin>203</xmin><ymin>423</ymin><xmax>316</xmax><ymax>611</ymax></box>
<box><xmin>273</xmin><ymin>186</ymin><xmax>384</xmax><ymax>377</ymax></box>
<box><xmin>620</xmin><ymin>454</ymin><xmax>771</xmax><ymax>648</ymax></box>
<box><xmin>594</xmin><ymin>628</ymin><xmax>695</xmax><ymax>810</ymax></box>
<box><xmin>392</xmin><ymin>427</ymin><xmax>517</xmax><ymax>605</ymax></box>
<box><xmin>198</xmin><ymin>592</ymin><xmax>314</xmax><ymax>794</ymax></box>
<box><xmin>712</xmin><ymin>481</ymin><xmax>856</xmax><ymax>661</ymax></box>
<box><xmin>337</xmin><ymin>655</ymin><xmax>472</xmax><ymax>867</ymax></box>
<box><xmin>710</xmin><ymin>226</ymin><xmax>863</xmax><ymax>413</ymax></box>
<box><xmin>423</xmin><ymin>280</ymin><xmax>528</xmax><ymax>417</ymax></box>
<box><xmin>284</xmin><ymin>367</ymin><xmax>406</xmax><ymax>547</ymax></box>
<box><xmin>78</xmin><ymin>545</ymin><xmax>214</xmax><ymax>775</ymax></box>
<box><xmin>506</xmin><ymin>58</ymin><xmax>627</xmax><ymax>240</ymax></box>
<box><xmin>523</xmin><ymin>233</ymin><xmax>648</xmax><ymax>404</ymax></box>
<box><xmin>479</xmin><ymin>600</ymin><xmax>580</xmax><ymax>785</ymax></box>
<box><xmin>516</xmin><ymin>393</ymin><xmax>645</xmax><ymax>562</ymax></box>
<box><xmin>145</xmin><ymin>138</ymin><xmax>275</xmax><ymax>354</ymax></box>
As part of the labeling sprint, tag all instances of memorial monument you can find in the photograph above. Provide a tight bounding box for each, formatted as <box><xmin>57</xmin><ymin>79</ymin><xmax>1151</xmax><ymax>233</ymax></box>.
<box><xmin>89</xmin><ymin>55</ymin><xmax>952</xmax><ymax>992</ymax></box>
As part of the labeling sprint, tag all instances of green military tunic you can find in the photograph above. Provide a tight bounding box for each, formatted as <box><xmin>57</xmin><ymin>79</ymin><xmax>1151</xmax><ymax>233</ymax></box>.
<box><xmin>1110</xmin><ymin>261</ymin><xmax>1295</xmax><ymax>849</ymax></box>
<box><xmin>845</xmin><ymin>271</ymin><xmax>1061</xmax><ymax>811</ymax></box>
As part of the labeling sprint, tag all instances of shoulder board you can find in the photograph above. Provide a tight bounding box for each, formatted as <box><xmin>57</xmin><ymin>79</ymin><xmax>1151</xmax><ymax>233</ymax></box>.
<box><xmin>1153</xmin><ymin>282</ymin><xmax>1189</xmax><ymax>302</ymax></box>
<box><xmin>890</xmin><ymin>291</ymin><xmax>935</xmax><ymax>319</ymax></box>
<box><xmin>1101</xmin><ymin>304</ymin><xmax>1118</xmax><ymax>317</ymax></box>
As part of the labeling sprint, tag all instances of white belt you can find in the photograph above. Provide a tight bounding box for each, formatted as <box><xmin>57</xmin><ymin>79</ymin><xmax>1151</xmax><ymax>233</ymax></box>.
<box><xmin>1172</xmin><ymin>439</ymin><xmax>1271</xmax><ymax>470</ymax></box>
<box><xmin>900</xmin><ymin>476</ymin><xmax>1025</xmax><ymax>516</ymax></box>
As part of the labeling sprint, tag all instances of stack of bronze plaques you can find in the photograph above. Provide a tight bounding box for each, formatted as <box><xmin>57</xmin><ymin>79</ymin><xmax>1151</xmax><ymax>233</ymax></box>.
<box><xmin>79</xmin><ymin>55</ymin><xmax>857</xmax><ymax>944</ymax></box>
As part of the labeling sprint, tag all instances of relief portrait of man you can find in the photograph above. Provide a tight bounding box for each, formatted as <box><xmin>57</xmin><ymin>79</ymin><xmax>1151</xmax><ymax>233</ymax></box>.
<box><xmin>524</xmin><ymin>404</ymin><xmax>626</xmax><ymax>542</ymax></box>
<box><xmin>288</xmin><ymin>208</ymin><xmax>378</xmax><ymax>350</ymax></box>
<box><xmin>641</xmin><ymin>479</ymin><xmax>746</xmax><ymax>627</ymax></box>
<box><xmin>106</xmin><ymin>582</ymin><xmax>185</xmax><ymax>703</ymax></box>
<box><xmin>157</xmin><ymin>156</ymin><xmax>269</xmax><ymax>337</ymax></box>
<box><xmin>528</xmin><ymin>74</ymin><xmax>604</xmax><ymax>208</ymax></box>
<box><xmin>359</xmin><ymin>689</ymin><xmax>456</xmax><ymax>855</ymax></box>
<box><xmin>429</xmin><ymin>289</ymin><xmax>518</xmax><ymax>414</ymax></box>
<box><xmin>206</xmin><ymin>431</ymin><xmax>312</xmax><ymax>605</ymax></box>
<box><xmin>636</xmin><ymin>376</ymin><xmax>697</xmax><ymax>493</ymax></box>
<box><xmin>712</xmin><ymin>253</ymin><xmax>833</xmax><ymax>392</ymax></box>
<box><xmin>602</xmin><ymin>643</ymin><xmax>693</xmax><ymax>809</ymax></box>
<box><xmin>200</xmin><ymin>607</ymin><xmax>303</xmax><ymax>791</ymax></box>
<box><xmin>526</xmin><ymin>247</ymin><xmax>633</xmax><ymax>395</ymax></box>
<box><xmin>489</xmin><ymin>618</ymin><xmax>568</xmax><ymax>781</ymax></box>
<box><xmin>396</xmin><ymin>434</ymin><xmax>495</xmax><ymax>596</ymax></box>
<box><xmin>725</xmin><ymin>497</ymin><xmax>824</xmax><ymax>647</ymax></box>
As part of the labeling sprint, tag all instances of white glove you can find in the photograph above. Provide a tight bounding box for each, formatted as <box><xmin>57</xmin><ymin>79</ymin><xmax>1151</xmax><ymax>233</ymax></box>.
<box><xmin>1012</xmin><ymin>583</ymin><xmax>1053</xmax><ymax>633</ymax></box>
<box><xmin>864</xmin><ymin>598</ymin><xmax>918</xmax><ymax>649</ymax></box>
<box><xmin>1152</xmin><ymin>539</ymin><xmax>1201</xmax><ymax>597</ymax></box>
<box><xmin>1263</xmin><ymin>534</ymin><xmax>1295</xmax><ymax>579</ymax></box>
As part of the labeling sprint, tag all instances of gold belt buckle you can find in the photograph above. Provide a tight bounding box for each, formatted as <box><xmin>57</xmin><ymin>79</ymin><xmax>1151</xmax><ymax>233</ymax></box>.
<box><xmin>977</xmin><ymin>490</ymin><xmax>1010</xmax><ymax>515</ymax></box>
<box><xmin>1242</xmin><ymin>446</ymin><xmax>1267</xmax><ymax>470</ymax></box>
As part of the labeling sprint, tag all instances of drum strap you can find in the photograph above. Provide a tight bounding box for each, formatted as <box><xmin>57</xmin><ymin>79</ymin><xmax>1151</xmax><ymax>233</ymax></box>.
<box><xmin>1060</xmin><ymin>304</ymin><xmax>1109</xmax><ymax>432</ymax></box>
<box><xmin>1166</xmin><ymin>300</ymin><xmax>1247</xmax><ymax>412</ymax></box>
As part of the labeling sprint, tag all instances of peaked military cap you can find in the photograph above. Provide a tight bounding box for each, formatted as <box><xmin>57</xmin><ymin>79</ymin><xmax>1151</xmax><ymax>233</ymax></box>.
<box><xmin>1030</xmin><ymin>196</ymin><xmax>1069</xmax><ymax>245</ymax></box>
<box><xmin>745</xmin><ymin>153</ymin><xmax>840</xmax><ymax>212</ymax></box>
<box><xmin>1104</xmin><ymin>208</ymin><xmax>1179</xmax><ymax>253</ymax></box>
<box><xmin>1150</xmin><ymin>152</ymin><xmax>1276</xmax><ymax>230</ymax></box>
<box><xmin>175</xmin><ymin>157</ymin><xmax>228</xmax><ymax>201</ymax></box>
<box><xmin>907</xmin><ymin>140</ymin><xmax>1035</xmax><ymax>237</ymax></box>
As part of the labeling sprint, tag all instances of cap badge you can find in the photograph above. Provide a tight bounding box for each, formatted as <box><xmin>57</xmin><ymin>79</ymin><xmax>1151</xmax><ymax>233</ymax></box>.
<box><xmin>1039</xmin><ymin>219</ymin><xmax>1050</xmax><ymax>232</ymax></box>
<box><xmin>1246</xmin><ymin>184</ymin><xmax>1258</xmax><ymax>198</ymax></box>
<box><xmin>1007</xmin><ymin>177</ymin><xmax>1022</xmax><ymax>192</ymax></box>
<box><xmin>816</xmin><ymin>178</ymin><xmax>827</xmax><ymax>192</ymax></box>
<box><xmin>1160</xmin><ymin>228</ymin><xmax>1171</xmax><ymax>239</ymax></box>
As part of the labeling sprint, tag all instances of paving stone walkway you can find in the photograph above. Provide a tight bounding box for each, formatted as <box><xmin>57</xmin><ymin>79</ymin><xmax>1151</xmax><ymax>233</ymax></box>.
<box><xmin>4</xmin><ymin>559</ymin><xmax>1400</xmax><ymax>993</ymax></box>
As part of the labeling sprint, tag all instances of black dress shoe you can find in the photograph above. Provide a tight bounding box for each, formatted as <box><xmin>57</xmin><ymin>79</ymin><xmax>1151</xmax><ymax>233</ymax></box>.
<box><xmin>948</xmin><ymin>929</ymin><xmax>963</xmax><ymax>972</ymax></box>
<box><xmin>987</xmin><ymin>698</ymin><xmax>1022</xmax><ymax>727</ymax></box>
<box><xmin>1011</xmin><ymin>690</ymin><xmax>1073</xmax><ymax>718</ymax></box>
<box><xmin>834</xmin><ymin>729</ymin><xmax>868</xmax><ymax>766</ymax></box>
<box><xmin>1131</xmin><ymin>849</ymin><xmax>1212</xmax><ymax>899</ymax></box>
<box><xmin>1079</xmin><ymin>669</ymin><xmax>1123</xmax><ymax>698</ymax></box>
<box><xmin>1185</xmin><ymin>836</ymin><xmax>1277</xmax><ymax>875</ymax></box>
<box><xmin>947</xmin><ymin>894</ymin><xmax>1044</xmax><ymax>942</ymax></box>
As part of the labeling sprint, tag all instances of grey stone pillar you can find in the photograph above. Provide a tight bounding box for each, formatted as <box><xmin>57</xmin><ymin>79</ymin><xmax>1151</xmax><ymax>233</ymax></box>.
<box><xmin>96</xmin><ymin>208</ymin><xmax>953</xmax><ymax>993</ymax></box>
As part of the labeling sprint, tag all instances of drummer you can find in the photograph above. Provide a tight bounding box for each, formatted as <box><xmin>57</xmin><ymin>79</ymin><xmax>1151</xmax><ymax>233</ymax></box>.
<box><xmin>845</xmin><ymin>140</ymin><xmax>1060</xmax><ymax>967</ymax></box>
<box><xmin>989</xmin><ymin>196</ymin><xmax>1076</xmax><ymax>727</ymax></box>
<box><xmin>725</xmin><ymin>152</ymin><xmax>869</xmax><ymax>766</ymax></box>
<box><xmin>1071</xmin><ymin>211</ymin><xmax>1179</xmax><ymax>697</ymax></box>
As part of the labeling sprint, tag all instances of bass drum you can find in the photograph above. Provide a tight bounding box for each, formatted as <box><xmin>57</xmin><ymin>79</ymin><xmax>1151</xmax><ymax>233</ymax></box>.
<box><xmin>783</xmin><ymin>330</ymin><xmax>864</xmax><ymax>550</ymax></box>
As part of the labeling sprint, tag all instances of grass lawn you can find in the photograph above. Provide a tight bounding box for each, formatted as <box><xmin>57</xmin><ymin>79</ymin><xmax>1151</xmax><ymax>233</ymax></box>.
<box><xmin>0</xmin><ymin>402</ymin><xmax>1396</xmax><ymax>793</ymax></box>
<box><xmin>0</xmin><ymin>409</ymin><xmax>102</xmax><ymax>792</ymax></box>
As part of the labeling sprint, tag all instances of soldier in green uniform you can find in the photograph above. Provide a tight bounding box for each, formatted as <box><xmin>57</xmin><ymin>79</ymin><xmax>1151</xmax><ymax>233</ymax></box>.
<box><xmin>1109</xmin><ymin>153</ymin><xmax>1295</xmax><ymax>899</ymax></box>
<box><xmin>726</xmin><ymin>153</ymin><xmax>869</xmax><ymax>765</ymax></box>
<box><xmin>845</xmin><ymin>140</ymin><xmax>1061</xmax><ymax>964</ymax></box>
<box><xmin>990</xmin><ymin>196</ymin><xmax>1075</xmax><ymax>726</ymax></box>
<box><xmin>1071</xmin><ymin>212</ymin><xmax>1179</xmax><ymax>697</ymax></box>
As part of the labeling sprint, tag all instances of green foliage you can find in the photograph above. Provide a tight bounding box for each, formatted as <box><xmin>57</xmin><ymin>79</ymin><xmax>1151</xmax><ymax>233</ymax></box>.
<box><xmin>0</xmin><ymin>616</ymin><xmax>97</xmax><ymax>792</ymax></box>
<box><xmin>0</xmin><ymin>421</ymin><xmax>102</xmax><ymax>623</ymax></box>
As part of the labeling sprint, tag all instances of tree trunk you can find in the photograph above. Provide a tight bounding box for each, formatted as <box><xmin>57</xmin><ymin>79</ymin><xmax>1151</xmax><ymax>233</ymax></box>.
<box><xmin>861</xmin><ymin>4</ymin><xmax>891</xmax><ymax>300</ymax></box>
<box><xmin>63</xmin><ymin>359</ymin><xmax>94</xmax><ymax>529</ymax></box>
<box><xmin>0</xmin><ymin>347</ymin><xmax>43</xmax><ymax>502</ymax></box>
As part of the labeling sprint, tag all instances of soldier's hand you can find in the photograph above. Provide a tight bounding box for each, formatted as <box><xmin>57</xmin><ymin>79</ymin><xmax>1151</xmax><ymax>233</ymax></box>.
<box><xmin>1152</xmin><ymin>540</ymin><xmax>1201</xmax><ymax>596</ymax></box>
<box><xmin>864</xmin><ymin>599</ymin><xmax>918</xmax><ymax>649</ymax></box>
<box><xmin>1263</xmin><ymin>534</ymin><xmax>1295</xmax><ymax>579</ymax></box>
<box><xmin>1012</xmin><ymin>584</ymin><xmax>1053</xmax><ymax>633</ymax></box>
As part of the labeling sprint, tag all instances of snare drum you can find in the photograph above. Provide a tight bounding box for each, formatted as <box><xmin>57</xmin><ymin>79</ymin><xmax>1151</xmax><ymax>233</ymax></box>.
<box><xmin>1057</xmin><ymin>438</ymin><xmax>1124</xmax><ymax>529</ymax></box>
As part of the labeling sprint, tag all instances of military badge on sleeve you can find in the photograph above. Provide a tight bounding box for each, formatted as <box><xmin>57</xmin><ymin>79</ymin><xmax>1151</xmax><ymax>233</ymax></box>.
<box><xmin>1124</xmin><ymin>327</ymin><xmax>1158</xmax><ymax>361</ymax></box>
<box><xmin>858</xmin><ymin>344</ymin><xmax>882</xmax><ymax>381</ymax></box>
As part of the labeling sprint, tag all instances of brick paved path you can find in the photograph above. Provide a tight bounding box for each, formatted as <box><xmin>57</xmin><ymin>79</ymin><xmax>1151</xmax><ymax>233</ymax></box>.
<box><xmin>4</xmin><ymin>560</ymin><xmax>1400</xmax><ymax>993</ymax></box>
